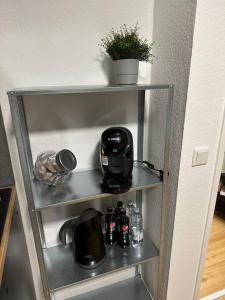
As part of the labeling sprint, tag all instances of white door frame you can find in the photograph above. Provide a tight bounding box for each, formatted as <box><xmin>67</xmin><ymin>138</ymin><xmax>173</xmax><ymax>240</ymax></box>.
<box><xmin>194</xmin><ymin>100</ymin><xmax>225</xmax><ymax>300</ymax></box>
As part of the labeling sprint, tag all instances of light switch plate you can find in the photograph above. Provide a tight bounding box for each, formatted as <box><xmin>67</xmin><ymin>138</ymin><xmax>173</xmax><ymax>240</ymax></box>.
<box><xmin>192</xmin><ymin>147</ymin><xmax>209</xmax><ymax>167</ymax></box>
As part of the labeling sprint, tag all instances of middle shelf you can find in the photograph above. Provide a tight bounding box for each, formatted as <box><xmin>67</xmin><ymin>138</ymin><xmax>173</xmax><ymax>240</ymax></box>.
<box><xmin>32</xmin><ymin>164</ymin><xmax>162</xmax><ymax>211</ymax></box>
<box><xmin>43</xmin><ymin>231</ymin><xmax>158</xmax><ymax>292</ymax></box>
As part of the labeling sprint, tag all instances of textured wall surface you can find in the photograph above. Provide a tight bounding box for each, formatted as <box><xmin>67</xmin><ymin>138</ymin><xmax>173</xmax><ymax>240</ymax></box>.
<box><xmin>150</xmin><ymin>1</ymin><xmax>197</xmax><ymax>299</ymax></box>
<box><xmin>0</xmin><ymin>1</ymin><xmax>154</xmax><ymax>299</ymax></box>
<box><xmin>166</xmin><ymin>1</ymin><xmax>225</xmax><ymax>300</ymax></box>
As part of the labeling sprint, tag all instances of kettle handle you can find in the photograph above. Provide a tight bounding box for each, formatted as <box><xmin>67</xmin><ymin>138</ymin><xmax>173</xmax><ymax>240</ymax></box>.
<box><xmin>59</xmin><ymin>218</ymin><xmax>77</xmax><ymax>246</ymax></box>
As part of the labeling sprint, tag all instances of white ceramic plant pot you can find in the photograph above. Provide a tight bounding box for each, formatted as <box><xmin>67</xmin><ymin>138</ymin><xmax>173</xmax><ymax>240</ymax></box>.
<box><xmin>114</xmin><ymin>59</ymin><xmax>139</xmax><ymax>85</ymax></box>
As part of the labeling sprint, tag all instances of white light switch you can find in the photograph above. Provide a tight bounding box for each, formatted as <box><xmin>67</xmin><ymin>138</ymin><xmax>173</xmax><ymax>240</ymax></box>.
<box><xmin>192</xmin><ymin>147</ymin><xmax>209</xmax><ymax>167</ymax></box>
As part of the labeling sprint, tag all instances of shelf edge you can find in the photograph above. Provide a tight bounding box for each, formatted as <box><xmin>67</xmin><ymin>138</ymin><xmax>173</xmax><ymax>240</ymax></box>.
<box><xmin>7</xmin><ymin>84</ymin><xmax>173</xmax><ymax>96</ymax></box>
<box><xmin>35</xmin><ymin>182</ymin><xmax>162</xmax><ymax>211</ymax></box>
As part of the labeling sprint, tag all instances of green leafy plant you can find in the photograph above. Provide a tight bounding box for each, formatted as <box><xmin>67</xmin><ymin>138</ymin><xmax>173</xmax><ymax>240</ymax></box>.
<box><xmin>100</xmin><ymin>24</ymin><xmax>154</xmax><ymax>63</ymax></box>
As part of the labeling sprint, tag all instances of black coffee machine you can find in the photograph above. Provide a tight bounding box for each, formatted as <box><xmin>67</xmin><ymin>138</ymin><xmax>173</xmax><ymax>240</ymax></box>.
<box><xmin>100</xmin><ymin>127</ymin><xmax>133</xmax><ymax>194</ymax></box>
<box><xmin>59</xmin><ymin>208</ymin><xmax>106</xmax><ymax>268</ymax></box>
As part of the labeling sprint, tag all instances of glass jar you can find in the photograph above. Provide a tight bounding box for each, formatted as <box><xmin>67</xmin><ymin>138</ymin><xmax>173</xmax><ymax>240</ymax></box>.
<box><xmin>33</xmin><ymin>149</ymin><xmax>77</xmax><ymax>186</ymax></box>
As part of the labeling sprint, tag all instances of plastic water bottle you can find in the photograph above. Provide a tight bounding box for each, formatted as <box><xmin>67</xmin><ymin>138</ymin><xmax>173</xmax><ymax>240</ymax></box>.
<box><xmin>126</xmin><ymin>200</ymin><xmax>135</xmax><ymax>228</ymax></box>
<box><xmin>132</xmin><ymin>208</ymin><xmax>143</xmax><ymax>245</ymax></box>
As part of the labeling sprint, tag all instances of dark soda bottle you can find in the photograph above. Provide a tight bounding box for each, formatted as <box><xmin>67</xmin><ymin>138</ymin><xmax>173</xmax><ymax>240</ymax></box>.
<box><xmin>105</xmin><ymin>207</ymin><xmax>116</xmax><ymax>245</ymax></box>
<box><xmin>118</xmin><ymin>208</ymin><xmax>130</xmax><ymax>248</ymax></box>
<box><xmin>115</xmin><ymin>200</ymin><xmax>123</xmax><ymax>239</ymax></box>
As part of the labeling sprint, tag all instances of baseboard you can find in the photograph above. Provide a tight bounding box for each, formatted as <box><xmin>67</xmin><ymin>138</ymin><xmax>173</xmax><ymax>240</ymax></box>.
<box><xmin>200</xmin><ymin>289</ymin><xmax>225</xmax><ymax>300</ymax></box>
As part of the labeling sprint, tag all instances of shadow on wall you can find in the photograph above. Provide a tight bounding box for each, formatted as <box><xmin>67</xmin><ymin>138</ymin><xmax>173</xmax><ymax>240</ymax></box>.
<box><xmin>24</xmin><ymin>91</ymin><xmax>138</xmax><ymax>170</ymax></box>
<box><xmin>24</xmin><ymin>91</ymin><xmax>137</xmax><ymax>132</ymax></box>
<box><xmin>96</xmin><ymin>53</ymin><xmax>114</xmax><ymax>85</ymax></box>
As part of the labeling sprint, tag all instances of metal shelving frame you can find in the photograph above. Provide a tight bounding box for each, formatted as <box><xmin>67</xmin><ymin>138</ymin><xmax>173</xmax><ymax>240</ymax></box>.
<box><xmin>8</xmin><ymin>84</ymin><xmax>174</xmax><ymax>300</ymax></box>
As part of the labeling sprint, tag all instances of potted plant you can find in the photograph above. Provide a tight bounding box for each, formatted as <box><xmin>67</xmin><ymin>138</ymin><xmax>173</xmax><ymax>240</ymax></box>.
<box><xmin>101</xmin><ymin>24</ymin><xmax>154</xmax><ymax>85</ymax></box>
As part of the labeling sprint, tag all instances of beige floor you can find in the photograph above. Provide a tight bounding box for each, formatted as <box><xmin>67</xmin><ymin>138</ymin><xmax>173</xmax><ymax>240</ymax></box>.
<box><xmin>199</xmin><ymin>215</ymin><xmax>225</xmax><ymax>298</ymax></box>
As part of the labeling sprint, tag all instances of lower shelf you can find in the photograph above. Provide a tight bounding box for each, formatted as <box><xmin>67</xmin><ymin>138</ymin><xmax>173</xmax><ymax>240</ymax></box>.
<box><xmin>66</xmin><ymin>276</ymin><xmax>152</xmax><ymax>300</ymax></box>
<box><xmin>43</xmin><ymin>231</ymin><xmax>158</xmax><ymax>292</ymax></box>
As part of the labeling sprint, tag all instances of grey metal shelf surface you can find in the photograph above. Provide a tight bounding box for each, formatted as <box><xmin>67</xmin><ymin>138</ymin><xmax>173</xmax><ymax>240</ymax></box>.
<box><xmin>8</xmin><ymin>83</ymin><xmax>172</xmax><ymax>96</ymax></box>
<box><xmin>43</xmin><ymin>231</ymin><xmax>158</xmax><ymax>292</ymax></box>
<box><xmin>32</xmin><ymin>164</ymin><xmax>161</xmax><ymax>210</ymax></box>
<box><xmin>66</xmin><ymin>276</ymin><xmax>152</xmax><ymax>300</ymax></box>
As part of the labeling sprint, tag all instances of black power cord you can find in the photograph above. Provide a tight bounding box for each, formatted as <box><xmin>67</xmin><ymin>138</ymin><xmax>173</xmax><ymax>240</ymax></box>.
<box><xmin>134</xmin><ymin>160</ymin><xmax>164</xmax><ymax>181</ymax></box>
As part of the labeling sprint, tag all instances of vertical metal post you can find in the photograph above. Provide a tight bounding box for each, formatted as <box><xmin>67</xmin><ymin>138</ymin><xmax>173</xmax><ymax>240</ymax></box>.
<box><xmin>157</xmin><ymin>85</ymin><xmax>174</xmax><ymax>300</ymax></box>
<box><xmin>136</xmin><ymin>90</ymin><xmax>145</xmax><ymax>210</ymax></box>
<box><xmin>8</xmin><ymin>92</ymin><xmax>51</xmax><ymax>300</ymax></box>
<box><xmin>17</xmin><ymin>96</ymin><xmax>34</xmax><ymax>177</ymax></box>
<box><xmin>36</xmin><ymin>210</ymin><xmax>47</xmax><ymax>249</ymax></box>
<box><xmin>135</xmin><ymin>90</ymin><xmax>145</xmax><ymax>276</ymax></box>
<box><xmin>137</xmin><ymin>90</ymin><xmax>145</xmax><ymax>160</ymax></box>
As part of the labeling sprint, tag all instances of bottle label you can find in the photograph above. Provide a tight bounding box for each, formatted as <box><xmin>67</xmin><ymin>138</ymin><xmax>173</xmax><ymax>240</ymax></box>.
<box><xmin>106</xmin><ymin>221</ymin><xmax>116</xmax><ymax>232</ymax></box>
<box><xmin>122</xmin><ymin>225</ymin><xmax>128</xmax><ymax>232</ymax></box>
<box><xmin>110</xmin><ymin>222</ymin><xmax>115</xmax><ymax>231</ymax></box>
<box><xmin>132</xmin><ymin>227</ymin><xmax>143</xmax><ymax>241</ymax></box>
<box><xmin>102</xmin><ymin>156</ymin><xmax>108</xmax><ymax>166</ymax></box>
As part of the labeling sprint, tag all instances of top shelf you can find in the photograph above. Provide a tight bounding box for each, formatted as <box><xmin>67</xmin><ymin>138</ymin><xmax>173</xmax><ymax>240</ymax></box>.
<box><xmin>7</xmin><ymin>84</ymin><xmax>173</xmax><ymax>96</ymax></box>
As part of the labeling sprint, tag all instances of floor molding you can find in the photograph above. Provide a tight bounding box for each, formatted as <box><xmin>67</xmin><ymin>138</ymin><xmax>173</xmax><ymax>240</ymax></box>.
<box><xmin>200</xmin><ymin>289</ymin><xmax>225</xmax><ymax>300</ymax></box>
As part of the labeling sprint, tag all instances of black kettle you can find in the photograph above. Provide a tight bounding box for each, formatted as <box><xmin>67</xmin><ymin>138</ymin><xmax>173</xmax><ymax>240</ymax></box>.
<box><xmin>59</xmin><ymin>208</ymin><xmax>106</xmax><ymax>268</ymax></box>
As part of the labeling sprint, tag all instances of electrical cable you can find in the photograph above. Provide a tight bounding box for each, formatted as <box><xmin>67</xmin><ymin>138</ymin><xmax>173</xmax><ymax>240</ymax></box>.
<box><xmin>134</xmin><ymin>160</ymin><xmax>164</xmax><ymax>181</ymax></box>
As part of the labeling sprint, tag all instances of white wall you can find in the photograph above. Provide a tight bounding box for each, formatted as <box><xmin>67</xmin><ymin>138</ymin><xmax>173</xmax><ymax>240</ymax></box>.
<box><xmin>151</xmin><ymin>1</ymin><xmax>197</xmax><ymax>299</ymax></box>
<box><xmin>0</xmin><ymin>1</ymin><xmax>154</xmax><ymax>299</ymax></box>
<box><xmin>166</xmin><ymin>1</ymin><xmax>225</xmax><ymax>299</ymax></box>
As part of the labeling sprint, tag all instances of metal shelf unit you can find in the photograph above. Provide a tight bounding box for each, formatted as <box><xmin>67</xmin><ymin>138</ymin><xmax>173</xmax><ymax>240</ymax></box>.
<box><xmin>8</xmin><ymin>84</ymin><xmax>173</xmax><ymax>300</ymax></box>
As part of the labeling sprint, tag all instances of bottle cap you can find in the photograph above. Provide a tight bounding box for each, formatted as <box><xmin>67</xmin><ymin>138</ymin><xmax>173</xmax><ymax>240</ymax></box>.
<box><xmin>56</xmin><ymin>149</ymin><xmax>77</xmax><ymax>171</ymax></box>
<box><xmin>134</xmin><ymin>207</ymin><xmax>140</xmax><ymax>214</ymax></box>
<box><xmin>117</xmin><ymin>200</ymin><xmax>123</xmax><ymax>207</ymax></box>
